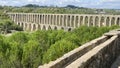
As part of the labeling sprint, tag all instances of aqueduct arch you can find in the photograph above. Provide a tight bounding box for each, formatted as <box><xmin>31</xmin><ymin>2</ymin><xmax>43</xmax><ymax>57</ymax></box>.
<box><xmin>7</xmin><ymin>13</ymin><xmax>120</xmax><ymax>31</ymax></box>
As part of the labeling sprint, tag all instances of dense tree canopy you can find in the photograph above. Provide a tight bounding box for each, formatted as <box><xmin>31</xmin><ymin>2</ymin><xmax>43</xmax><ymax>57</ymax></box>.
<box><xmin>0</xmin><ymin>26</ymin><xmax>119</xmax><ymax>68</ymax></box>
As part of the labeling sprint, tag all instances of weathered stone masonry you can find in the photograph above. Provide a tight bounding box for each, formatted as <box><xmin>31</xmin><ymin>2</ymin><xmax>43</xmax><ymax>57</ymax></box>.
<box><xmin>7</xmin><ymin>13</ymin><xmax>120</xmax><ymax>31</ymax></box>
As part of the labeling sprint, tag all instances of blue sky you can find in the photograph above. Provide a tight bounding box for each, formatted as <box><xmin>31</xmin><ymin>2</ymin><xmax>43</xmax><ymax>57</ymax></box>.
<box><xmin>0</xmin><ymin>0</ymin><xmax>120</xmax><ymax>9</ymax></box>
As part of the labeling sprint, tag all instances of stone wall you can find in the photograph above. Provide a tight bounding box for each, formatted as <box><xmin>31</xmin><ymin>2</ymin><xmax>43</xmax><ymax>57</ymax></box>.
<box><xmin>66</xmin><ymin>30</ymin><xmax>120</xmax><ymax>68</ymax></box>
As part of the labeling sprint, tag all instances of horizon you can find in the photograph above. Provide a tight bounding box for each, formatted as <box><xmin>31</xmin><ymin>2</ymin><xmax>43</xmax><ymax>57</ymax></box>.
<box><xmin>0</xmin><ymin>0</ymin><xmax>120</xmax><ymax>9</ymax></box>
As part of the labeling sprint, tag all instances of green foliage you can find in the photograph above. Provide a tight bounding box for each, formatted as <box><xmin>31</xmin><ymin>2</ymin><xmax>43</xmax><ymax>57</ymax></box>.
<box><xmin>42</xmin><ymin>39</ymin><xmax>78</xmax><ymax>64</ymax></box>
<box><xmin>22</xmin><ymin>40</ymin><xmax>42</xmax><ymax>68</ymax></box>
<box><xmin>8</xmin><ymin>32</ymin><xmax>29</xmax><ymax>44</ymax></box>
<box><xmin>0</xmin><ymin>18</ymin><xmax>23</xmax><ymax>34</ymax></box>
<box><xmin>0</xmin><ymin>26</ymin><xmax>120</xmax><ymax>68</ymax></box>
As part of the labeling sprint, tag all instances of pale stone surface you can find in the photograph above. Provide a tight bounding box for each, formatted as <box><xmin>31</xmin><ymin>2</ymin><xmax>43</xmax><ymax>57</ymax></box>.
<box><xmin>66</xmin><ymin>35</ymin><xmax>118</xmax><ymax>68</ymax></box>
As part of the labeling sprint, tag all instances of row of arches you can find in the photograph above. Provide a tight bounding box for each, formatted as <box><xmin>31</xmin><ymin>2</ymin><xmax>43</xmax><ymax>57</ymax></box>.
<box><xmin>9</xmin><ymin>13</ymin><xmax>120</xmax><ymax>27</ymax></box>
<box><xmin>17</xmin><ymin>22</ymin><xmax>72</xmax><ymax>31</ymax></box>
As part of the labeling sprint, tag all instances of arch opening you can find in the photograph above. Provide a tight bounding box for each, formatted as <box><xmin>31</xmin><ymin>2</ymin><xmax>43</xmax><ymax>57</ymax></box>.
<box><xmin>95</xmin><ymin>16</ymin><xmax>99</xmax><ymax>26</ymax></box>
<box><xmin>100</xmin><ymin>17</ymin><xmax>105</xmax><ymax>26</ymax></box>
<box><xmin>85</xmin><ymin>16</ymin><xmax>88</xmax><ymax>26</ymax></box>
<box><xmin>80</xmin><ymin>16</ymin><xmax>83</xmax><ymax>26</ymax></box>
<box><xmin>33</xmin><ymin>24</ymin><xmax>36</xmax><ymax>31</ymax></box>
<box><xmin>116</xmin><ymin>17</ymin><xmax>120</xmax><ymax>25</ymax></box>
<box><xmin>106</xmin><ymin>17</ymin><xmax>110</xmax><ymax>26</ymax></box>
<box><xmin>90</xmin><ymin>16</ymin><xmax>93</xmax><ymax>26</ymax></box>
<box><xmin>42</xmin><ymin>25</ymin><xmax>46</xmax><ymax>30</ymax></box>
<box><xmin>48</xmin><ymin>26</ymin><xmax>52</xmax><ymax>30</ymax></box>
<box><xmin>111</xmin><ymin>17</ymin><xmax>115</xmax><ymax>25</ymax></box>
<box><xmin>54</xmin><ymin>26</ymin><xmax>57</xmax><ymax>30</ymax></box>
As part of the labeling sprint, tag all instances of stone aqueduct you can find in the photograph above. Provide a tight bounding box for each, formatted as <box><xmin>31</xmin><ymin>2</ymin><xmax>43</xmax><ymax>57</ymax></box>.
<box><xmin>7</xmin><ymin>13</ymin><xmax>120</xmax><ymax>31</ymax></box>
<box><xmin>7</xmin><ymin>13</ymin><xmax>120</xmax><ymax>68</ymax></box>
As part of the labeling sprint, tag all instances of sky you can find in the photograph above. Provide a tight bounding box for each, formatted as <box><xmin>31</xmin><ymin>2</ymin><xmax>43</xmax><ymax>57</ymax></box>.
<box><xmin>0</xmin><ymin>0</ymin><xmax>120</xmax><ymax>9</ymax></box>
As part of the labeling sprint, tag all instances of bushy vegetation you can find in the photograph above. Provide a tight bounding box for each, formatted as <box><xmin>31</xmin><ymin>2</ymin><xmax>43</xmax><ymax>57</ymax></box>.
<box><xmin>0</xmin><ymin>26</ymin><xmax>119</xmax><ymax>68</ymax></box>
<box><xmin>0</xmin><ymin>13</ymin><xmax>23</xmax><ymax>34</ymax></box>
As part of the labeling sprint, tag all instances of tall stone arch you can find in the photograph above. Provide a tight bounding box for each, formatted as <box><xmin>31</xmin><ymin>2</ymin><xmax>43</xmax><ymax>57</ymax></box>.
<box><xmin>61</xmin><ymin>27</ymin><xmax>64</xmax><ymax>30</ymax></box>
<box><xmin>100</xmin><ymin>16</ymin><xmax>105</xmax><ymax>26</ymax></box>
<box><xmin>48</xmin><ymin>26</ymin><xmax>52</xmax><ymax>30</ymax></box>
<box><xmin>54</xmin><ymin>26</ymin><xmax>57</xmax><ymax>30</ymax></box>
<box><xmin>106</xmin><ymin>17</ymin><xmax>110</xmax><ymax>26</ymax></box>
<box><xmin>111</xmin><ymin>17</ymin><xmax>115</xmax><ymax>25</ymax></box>
<box><xmin>75</xmin><ymin>15</ymin><xmax>79</xmax><ymax>27</ymax></box>
<box><xmin>71</xmin><ymin>15</ymin><xmax>74</xmax><ymax>27</ymax></box>
<box><xmin>42</xmin><ymin>25</ymin><xmax>46</xmax><ymax>30</ymax></box>
<box><xmin>33</xmin><ymin>24</ymin><xmax>37</xmax><ymax>31</ymax></box>
<box><xmin>67</xmin><ymin>15</ymin><xmax>71</xmax><ymax>27</ymax></box>
<box><xmin>25</xmin><ymin>23</ymin><xmax>29</xmax><ymax>31</ymax></box>
<box><xmin>80</xmin><ymin>16</ymin><xmax>84</xmax><ymax>26</ymax></box>
<box><xmin>21</xmin><ymin>22</ymin><xmax>24</xmax><ymax>27</ymax></box>
<box><xmin>56</xmin><ymin>15</ymin><xmax>59</xmax><ymax>26</ymax></box>
<box><xmin>89</xmin><ymin>16</ymin><xmax>93</xmax><ymax>26</ymax></box>
<box><xmin>95</xmin><ymin>16</ymin><xmax>99</xmax><ymax>26</ymax></box>
<box><xmin>17</xmin><ymin>22</ymin><xmax>21</xmax><ymax>26</ymax></box>
<box><xmin>85</xmin><ymin>16</ymin><xmax>89</xmax><ymax>26</ymax></box>
<box><xmin>64</xmin><ymin>15</ymin><xmax>67</xmax><ymax>27</ymax></box>
<box><xmin>38</xmin><ymin>24</ymin><xmax>41</xmax><ymax>30</ymax></box>
<box><xmin>28</xmin><ymin>23</ymin><xmax>32</xmax><ymax>31</ymax></box>
<box><xmin>116</xmin><ymin>17</ymin><xmax>120</xmax><ymax>26</ymax></box>
<box><xmin>59</xmin><ymin>15</ymin><xmax>62</xmax><ymax>26</ymax></box>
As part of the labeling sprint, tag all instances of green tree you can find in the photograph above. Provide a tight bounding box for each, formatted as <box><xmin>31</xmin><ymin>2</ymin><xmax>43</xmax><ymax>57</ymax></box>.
<box><xmin>42</xmin><ymin>39</ymin><xmax>78</xmax><ymax>64</ymax></box>
<box><xmin>22</xmin><ymin>40</ymin><xmax>42</xmax><ymax>68</ymax></box>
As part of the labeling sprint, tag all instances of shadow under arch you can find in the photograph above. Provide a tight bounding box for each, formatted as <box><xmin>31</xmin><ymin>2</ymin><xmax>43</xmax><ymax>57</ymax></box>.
<box><xmin>42</xmin><ymin>25</ymin><xmax>46</xmax><ymax>30</ymax></box>
<box><xmin>48</xmin><ymin>26</ymin><xmax>52</xmax><ymax>30</ymax></box>
<box><xmin>80</xmin><ymin>16</ymin><xmax>83</xmax><ymax>26</ymax></box>
<box><xmin>89</xmin><ymin>16</ymin><xmax>93</xmax><ymax>26</ymax></box>
<box><xmin>61</xmin><ymin>27</ymin><xmax>64</xmax><ymax>30</ymax></box>
<box><xmin>68</xmin><ymin>28</ymin><xmax>72</xmax><ymax>31</ymax></box>
<box><xmin>28</xmin><ymin>23</ymin><xmax>31</xmax><ymax>29</ymax></box>
<box><xmin>100</xmin><ymin>16</ymin><xmax>105</xmax><ymax>26</ymax></box>
<box><xmin>106</xmin><ymin>17</ymin><xmax>110</xmax><ymax>26</ymax></box>
<box><xmin>25</xmin><ymin>23</ymin><xmax>28</xmax><ymax>30</ymax></box>
<box><xmin>54</xmin><ymin>26</ymin><xmax>57</xmax><ymax>30</ymax></box>
<box><xmin>85</xmin><ymin>16</ymin><xmax>88</xmax><ymax>26</ymax></box>
<box><xmin>95</xmin><ymin>16</ymin><xmax>99</xmax><ymax>26</ymax></box>
<box><xmin>18</xmin><ymin>22</ymin><xmax>20</xmax><ymax>26</ymax></box>
<box><xmin>75</xmin><ymin>16</ymin><xmax>79</xmax><ymax>27</ymax></box>
<box><xmin>116</xmin><ymin>17</ymin><xmax>120</xmax><ymax>25</ymax></box>
<box><xmin>33</xmin><ymin>24</ymin><xmax>36</xmax><ymax>31</ymax></box>
<box><xmin>21</xmin><ymin>22</ymin><xmax>24</xmax><ymax>27</ymax></box>
<box><xmin>38</xmin><ymin>24</ymin><xmax>41</xmax><ymax>30</ymax></box>
<box><xmin>111</xmin><ymin>17</ymin><xmax>115</xmax><ymax>25</ymax></box>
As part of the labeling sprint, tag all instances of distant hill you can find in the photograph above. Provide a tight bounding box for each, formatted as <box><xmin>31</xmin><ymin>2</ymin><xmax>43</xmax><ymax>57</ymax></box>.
<box><xmin>23</xmin><ymin>4</ymin><xmax>40</xmax><ymax>7</ymax></box>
